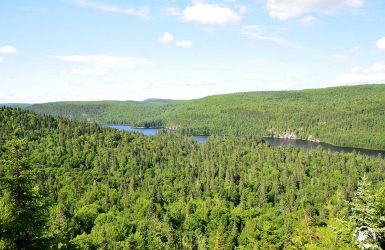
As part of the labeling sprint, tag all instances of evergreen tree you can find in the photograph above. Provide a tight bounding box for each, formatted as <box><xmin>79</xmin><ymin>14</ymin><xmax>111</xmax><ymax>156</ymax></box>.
<box><xmin>1</xmin><ymin>107</ymin><xmax>385</xmax><ymax>249</ymax></box>
<box><xmin>350</xmin><ymin>176</ymin><xmax>377</xmax><ymax>227</ymax></box>
<box><xmin>0</xmin><ymin>138</ymin><xmax>47</xmax><ymax>249</ymax></box>
<box><xmin>350</xmin><ymin>177</ymin><xmax>381</xmax><ymax>249</ymax></box>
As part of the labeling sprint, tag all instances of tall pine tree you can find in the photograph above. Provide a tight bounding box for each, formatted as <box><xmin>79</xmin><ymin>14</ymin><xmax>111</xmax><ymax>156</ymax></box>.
<box><xmin>0</xmin><ymin>138</ymin><xmax>47</xmax><ymax>249</ymax></box>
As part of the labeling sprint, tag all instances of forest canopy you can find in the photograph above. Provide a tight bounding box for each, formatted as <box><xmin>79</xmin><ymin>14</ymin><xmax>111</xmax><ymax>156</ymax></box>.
<box><xmin>27</xmin><ymin>84</ymin><xmax>385</xmax><ymax>150</ymax></box>
<box><xmin>1</xmin><ymin>107</ymin><xmax>385</xmax><ymax>249</ymax></box>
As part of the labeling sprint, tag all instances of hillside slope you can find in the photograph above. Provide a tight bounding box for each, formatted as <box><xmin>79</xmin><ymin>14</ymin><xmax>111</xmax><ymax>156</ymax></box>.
<box><xmin>27</xmin><ymin>84</ymin><xmax>385</xmax><ymax>149</ymax></box>
<box><xmin>1</xmin><ymin>107</ymin><xmax>385</xmax><ymax>248</ymax></box>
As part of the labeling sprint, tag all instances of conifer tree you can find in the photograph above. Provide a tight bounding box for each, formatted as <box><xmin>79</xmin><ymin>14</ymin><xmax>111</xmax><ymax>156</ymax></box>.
<box><xmin>0</xmin><ymin>138</ymin><xmax>47</xmax><ymax>249</ymax></box>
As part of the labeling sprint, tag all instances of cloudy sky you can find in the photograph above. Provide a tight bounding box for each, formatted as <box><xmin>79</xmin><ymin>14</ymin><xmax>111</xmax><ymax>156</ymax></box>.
<box><xmin>1</xmin><ymin>0</ymin><xmax>385</xmax><ymax>103</ymax></box>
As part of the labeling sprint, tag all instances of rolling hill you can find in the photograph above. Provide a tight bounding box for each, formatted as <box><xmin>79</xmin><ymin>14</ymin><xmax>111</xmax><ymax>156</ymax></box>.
<box><xmin>26</xmin><ymin>84</ymin><xmax>385</xmax><ymax>150</ymax></box>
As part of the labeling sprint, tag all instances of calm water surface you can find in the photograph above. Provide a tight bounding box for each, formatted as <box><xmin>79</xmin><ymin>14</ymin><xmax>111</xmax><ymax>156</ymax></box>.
<box><xmin>103</xmin><ymin>124</ymin><xmax>161</xmax><ymax>136</ymax></box>
<box><xmin>264</xmin><ymin>137</ymin><xmax>385</xmax><ymax>158</ymax></box>
<box><xmin>102</xmin><ymin>125</ymin><xmax>384</xmax><ymax>158</ymax></box>
<box><xmin>102</xmin><ymin>124</ymin><xmax>209</xmax><ymax>143</ymax></box>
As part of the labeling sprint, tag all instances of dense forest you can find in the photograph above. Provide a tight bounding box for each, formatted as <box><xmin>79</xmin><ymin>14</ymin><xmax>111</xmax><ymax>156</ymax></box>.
<box><xmin>1</xmin><ymin>107</ymin><xmax>385</xmax><ymax>249</ymax></box>
<box><xmin>27</xmin><ymin>84</ymin><xmax>385</xmax><ymax>150</ymax></box>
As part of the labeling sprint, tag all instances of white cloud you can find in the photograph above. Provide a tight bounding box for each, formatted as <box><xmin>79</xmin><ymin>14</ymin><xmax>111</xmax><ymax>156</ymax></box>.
<box><xmin>266</xmin><ymin>0</ymin><xmax>364</xmax><ymax>20</ymax></box>
<box><xmin>159</xmin><ymin>32</ymin><xmax>174</xmax><ymax>44</ymax></box>
<box><xmin>59</xmin><ymin>68</ymin><xmax>106</xmax><ymax>76</ymax></box>
<box><xmin>331</xmin><ymin>62</ymin><xmax>385</xmax><ymax>85</ymax></box>
<box><xmin>235</xmin><ymin>5</ymin><xmax>247</xmax><ymax>14</ymax></box>
<box><xmin>240</xmin><ymin>25</ymin><xmax>278</xmax><ymax>41</ymax></box>
<box><xmin>0</xmin><ymin>57</ymin><xmax>3</xmax><ymax>64</ymax></box>
<box><xmin>376</xmin><ymin>37</ymin><xmax>385</xmax><ymax>51</ymax></box>
<box><xmin>50</xmin><ymin>55</ymin><xmax>151</xmax><ymax>69</ymax></box>
<box><xmin>164</xmin><ymin>7</ymin><xmax>181</xmax><ymax>16</ymax></box>
<box><xmin>176</xmin><ymin>40</ymin><xmax>193</xmax><ymax>48</ymax></box>
<box><xmin>70</xmin><ymin>0</ymin><xmax>148</xmax><ymax>18</ymax></box>
<box><xmin>299</xmin><ymin>16</ymin><xmax>317</xmax><ymax>26</ymax></box>
<box><xmin>0</xmin><ymin>45</ymin><xmax>17</xmax><ymax>54</ymax></box>
<box><xmin>182</xmin><ymin>3</ymin><xmax>240</xmax><ymax>25</ymax></box>
<box><xmin>240</xmin><ymin>25</ymin><xmax>305</xmax><ymax>49</ymax></box>
<box><xmin>332</xmin><ymin>45</ymin><xmax>360</xmax><ymax>59</ymax></box>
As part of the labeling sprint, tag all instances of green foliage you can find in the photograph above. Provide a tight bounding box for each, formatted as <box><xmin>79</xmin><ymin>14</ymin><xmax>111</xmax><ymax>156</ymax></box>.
<box><xmin>1</xmin><ymin>107</ymin><xmax>385</xmax><ymax>249</ymax></box>
<box><xmin>0</xmin><ymin>138</ymin><xmax>47</xmax><ymax>249</ymax></box>
<box><xmin>375</xmin><ymin>186</ymin><xmax>385</xmax><ymax>248</ymax></box>
<box><xmin>350</xmin><ymin>177</ymin><xmax>377</xmax><ymax>227</ymax></box>
<box><xmin>350</xmin><ymin>177</ymin><xmax>385</xmax><ymax>249</ymax></box>
<box><xmin>28</xmin><ymin>84</ymin><xmax>385</xmax><ymax>150</ymax></box>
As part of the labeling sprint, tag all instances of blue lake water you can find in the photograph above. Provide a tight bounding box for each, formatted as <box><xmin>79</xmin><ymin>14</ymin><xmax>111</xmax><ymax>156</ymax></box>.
<box><xmin>102</xmin><ymin>125</ymin><xmax>384</xmax><ymax>158</ymax></box>
<box><xmin>264</xmin><ymin>137</ymin><xmax>385</xmax><ymax>158</ymax></box>
<box><xmin>103</xmin><ymin>124</ymin><xmax>161</xmax><ymax>136</ymax></box>
<box><xmin>194</xmin><ymin>136</ymin><xmax>210</xmax><ymax>143</ymax></box>
<box><xmin>102</xmin><ymin>124</ymin><xmax>209</xmax><ymax>143</ymax></box>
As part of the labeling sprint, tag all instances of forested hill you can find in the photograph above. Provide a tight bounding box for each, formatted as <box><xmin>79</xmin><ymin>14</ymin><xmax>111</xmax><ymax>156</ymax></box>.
<box><xmin>27</xmin><ymin>84</ymin><xmax>385</xmax><ymax>150</ymax></box>
<box><xmin>1</xmin><ymin>107</ymin><xmax>385</xmax><ymax>249</ymax></box>
<box><xmin>0</xmin><ymin>103</ymin><xmax>31</xmax><ymax>108</ymax></box>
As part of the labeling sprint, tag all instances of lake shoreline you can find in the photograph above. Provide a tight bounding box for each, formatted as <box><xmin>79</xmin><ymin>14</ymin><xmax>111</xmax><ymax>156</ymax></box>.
<box><xmin>100</xmin><ymin>124</ymin><xmax>385</xmax><ymax>157</ymax></box>
<box><xmin>263</xmin><ymin>135</ymin><xmax>385</xmax><ymax>153</ymax></box>
<box><xmin>99</xmin><ymin>123</ymin><xmax>165</xmax><ymax>129</ymax></box>
<box><xmin>263</xmin><ymin>136</ymin><xmax>385</xmax><ymax>158</ymax></box>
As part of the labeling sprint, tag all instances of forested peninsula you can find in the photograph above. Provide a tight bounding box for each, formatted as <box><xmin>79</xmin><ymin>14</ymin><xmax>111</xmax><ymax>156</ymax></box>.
<box><xmin>26</xmin><ymin>84</ymin><xmax>385</xmax><ymax>150</ymax></box>
<box><xmin>1</xmin><ymin>107</ymin><xmax>385</xmax><ymax>249</ymax></box>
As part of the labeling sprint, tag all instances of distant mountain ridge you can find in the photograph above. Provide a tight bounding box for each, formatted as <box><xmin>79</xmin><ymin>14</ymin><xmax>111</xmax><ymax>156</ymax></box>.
<box><xmin>0</xmin><ymin>103</ymin><xmax>32</xmax><ymax>108</ymax></box>
<box><xmin>24</xmin><ymin>84</ymin><xmax>385</xmax><ymax>150</ymax></box>
<box><xmin>141</xmin><ymin>98</ymin><xmax>176</xmax><ymax>103</ymax></box>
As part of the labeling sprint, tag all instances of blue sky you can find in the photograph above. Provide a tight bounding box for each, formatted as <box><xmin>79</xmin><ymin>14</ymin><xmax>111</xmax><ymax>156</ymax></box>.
<box><xmin>1</xmin><ymin>0</ymin><xmax>385</xmax><ymax>103</ymax></box>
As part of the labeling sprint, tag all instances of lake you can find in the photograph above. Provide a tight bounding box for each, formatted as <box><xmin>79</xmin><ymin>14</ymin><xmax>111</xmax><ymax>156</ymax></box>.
<box><xmin>264</xmin><ymin>137</ymin><xmax>385</xmax><ymax>158</ymax></box>
<box><xmin>103</xmin><ymin>124</ymin><xmax>161</xmax><ymax>136</ymax></box>
<box><xmin>102</xmin><ymin>125</ymin><xmax>384</xmax><ymax>158</ymax></box>
<box><xmin>101</xmin><ymin>124</ymin><xmax>209</xmax><ymax>143</ymax></box>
